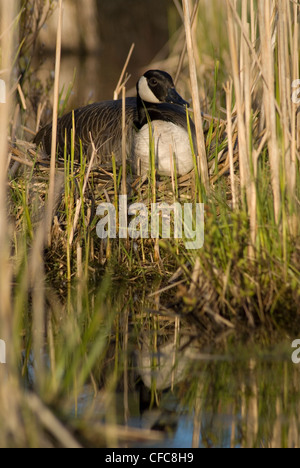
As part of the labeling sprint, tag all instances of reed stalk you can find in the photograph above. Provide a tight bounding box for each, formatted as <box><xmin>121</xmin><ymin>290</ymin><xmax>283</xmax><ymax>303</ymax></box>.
<box><xmin>120</xmin><ymin>84</ymin><xmax>128</xmax><ymax>249</ymax></box>
<box><xmin>257</xmin><ymin>0</ymin><xmax>281</xmax><ymax>224</ymax></box>
<box><xmin>0</xmin><ymin>4</ymin><xmax>14</xmax><ymax>330</ymax></box>
<box><xmin>182</xmin><ymin>0</ymin><xmax>209</xmax><ymax>190</ymax></box>
<box><xmin>291</xmin><ymin>1</ymin><xmax>299</xmax><ymax>198</ymax></box>
<box><xmin>0</xmin><ymin>0</ymin><xmax>23</xmax><ymax>447</ymax></box>
<box><xmin>226</xmin><ymin>0</ymin><xmax>250</xmax><ymax>201</ymax></box>
<box><xmin>226</xmin><ymin>0</ymin><xmax>257</xmax><ymax>258</ymax></box>
<box><xmin>174</xmin><ymin>0</ymin><xmax>200</xmax><ymax>85</ymax></box>
<box><xmin>113</xmin><ymin>43</ymin><xmax>135</xmax><ymax>100</ymax></box>
<box><xmin>224</xmin><ymin>79</ymin><xmax>237</xmax><ymax>210</ymax></box>
<box><xmin>121</xmin><ymin>85</ymin><xmax>127</xmax><ymax>197</ymax></box>
<box><xmin>46</xmin><ymin>0</ymin><xmax>63</xmax><ymax>243</ymax></box>
<box><xmin>68</xmin><ymin>136</ymin><xmax>95</xmax><ymax>246</ymax></box>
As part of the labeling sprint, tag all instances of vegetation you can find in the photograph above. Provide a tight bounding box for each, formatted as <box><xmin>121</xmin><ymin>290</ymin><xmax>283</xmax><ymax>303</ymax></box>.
<box><xmin>0</xmin><ymin>0</ymin><xmax>299</xmax><ymax>448</ymax></box>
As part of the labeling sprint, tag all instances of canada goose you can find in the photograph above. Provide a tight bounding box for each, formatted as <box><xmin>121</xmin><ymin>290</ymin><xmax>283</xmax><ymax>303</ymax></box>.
<box><xmin>34</xmin><ymin>70</ymin><xmax>196</xmax><ymax>176</ymax></box>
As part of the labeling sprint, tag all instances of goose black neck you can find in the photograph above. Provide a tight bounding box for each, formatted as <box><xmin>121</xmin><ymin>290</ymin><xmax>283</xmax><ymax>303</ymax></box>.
<box><xmin>134</xmin><ymin>95</ymin><xmax>152</xmax><ymax>130</ymax></box>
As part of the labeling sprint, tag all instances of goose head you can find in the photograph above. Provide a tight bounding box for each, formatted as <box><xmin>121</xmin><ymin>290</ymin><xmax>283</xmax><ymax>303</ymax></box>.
<box><xmin>136</xmin><ymin>69</ymin><xmax>189</xmax><ymax>107</ymax></box>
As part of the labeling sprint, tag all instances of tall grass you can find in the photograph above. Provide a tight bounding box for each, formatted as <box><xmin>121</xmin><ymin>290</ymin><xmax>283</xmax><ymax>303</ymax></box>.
<box><xmin>46</xmin><ymin>0</ymin><xmax>63</xmax><ymax>243</ymax></box>
<box><xmin>226</xmin><ymin>0</ymin><xmax>299</xmax><ymax>260</ymax></box>
<box><xmin>182</xmin><ymin>0</ymin><xmax>209</xmax><ymax>190</ymax></box>
<box><xmin>226</xmin><ymin>0</ymin><xmax>299</xmax><ymax>233</ymax></box>
<box><xmin>0</xmin><ymin>0</ymin><xmax>21</xmax><ymax>447</ymax></box>
<box><xmin>162</xmin><ymin>0</ymin><xmax>300</xmax><ymax>328</ymax></box>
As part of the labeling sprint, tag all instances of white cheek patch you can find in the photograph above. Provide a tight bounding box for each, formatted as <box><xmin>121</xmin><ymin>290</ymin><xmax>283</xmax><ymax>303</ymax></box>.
<box><xmin>138</xmin><ymin>76</ymin><xmax>160</xmax><ymax>103</ymax></box>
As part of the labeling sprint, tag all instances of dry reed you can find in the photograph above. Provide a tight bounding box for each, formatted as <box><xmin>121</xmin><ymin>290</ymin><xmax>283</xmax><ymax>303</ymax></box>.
<box><xmin>257</xmin><ymin>1</ymin><xmax>281</xmax><ymax>224</ymax></box>
<box><xmin>182</xmin><ymin>0</ymin><xmax>209</xmax><ymax>191</ymax></box>
<box><xmin>46</xmin><ymin>0</ymin><xmax>63</xmax><ymax>243</ymax></box>
<box><xmin>0</xmin><ymin>0</ymin><xmax>24</xmax><ymax>447</ymax></box>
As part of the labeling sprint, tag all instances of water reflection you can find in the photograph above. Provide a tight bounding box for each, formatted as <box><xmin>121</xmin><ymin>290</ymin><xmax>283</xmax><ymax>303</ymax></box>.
<box><xmin>73</xmin><ymin>340</ymin><xmax>300</xmax><ymax>448</ymax></box>
<box><xmin>135</xmin><ymin>342</ymin><xmax>300</xmax><ymax>448</ymax></box>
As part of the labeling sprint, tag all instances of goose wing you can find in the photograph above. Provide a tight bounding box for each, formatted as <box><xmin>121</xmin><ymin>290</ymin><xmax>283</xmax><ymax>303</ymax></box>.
<box><xmin>34</xmin><ymin>97</ymin><xmax>137</xmax><ymax>162</ymax></box>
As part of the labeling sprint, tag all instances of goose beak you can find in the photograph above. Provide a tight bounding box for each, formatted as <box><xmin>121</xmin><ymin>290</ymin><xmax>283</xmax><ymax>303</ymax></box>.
<box><xmin>165</xmin><ymin>87</ymin><xmax>189</xmax><ymax>107</ymax></box>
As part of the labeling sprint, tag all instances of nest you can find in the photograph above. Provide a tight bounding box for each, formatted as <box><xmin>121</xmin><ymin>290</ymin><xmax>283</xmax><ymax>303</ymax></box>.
<box><xmin>7</xmin><ymin>113</ymin><xmax>236</xmax><ymax>214</ymax></box>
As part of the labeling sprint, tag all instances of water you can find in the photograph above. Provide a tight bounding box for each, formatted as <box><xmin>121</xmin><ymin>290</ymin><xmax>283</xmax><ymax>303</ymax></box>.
<box><xmin>71</xmin><ymin>343</ymin><xmax>300</xmax><ymax>448</ymax></box>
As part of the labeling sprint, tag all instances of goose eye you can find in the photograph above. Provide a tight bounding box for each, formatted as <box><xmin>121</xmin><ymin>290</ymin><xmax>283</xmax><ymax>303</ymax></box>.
<box><xmin>149</xmin><ymin>78</ymin><xmax>158</xmax><ymax>86</ymax></box>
